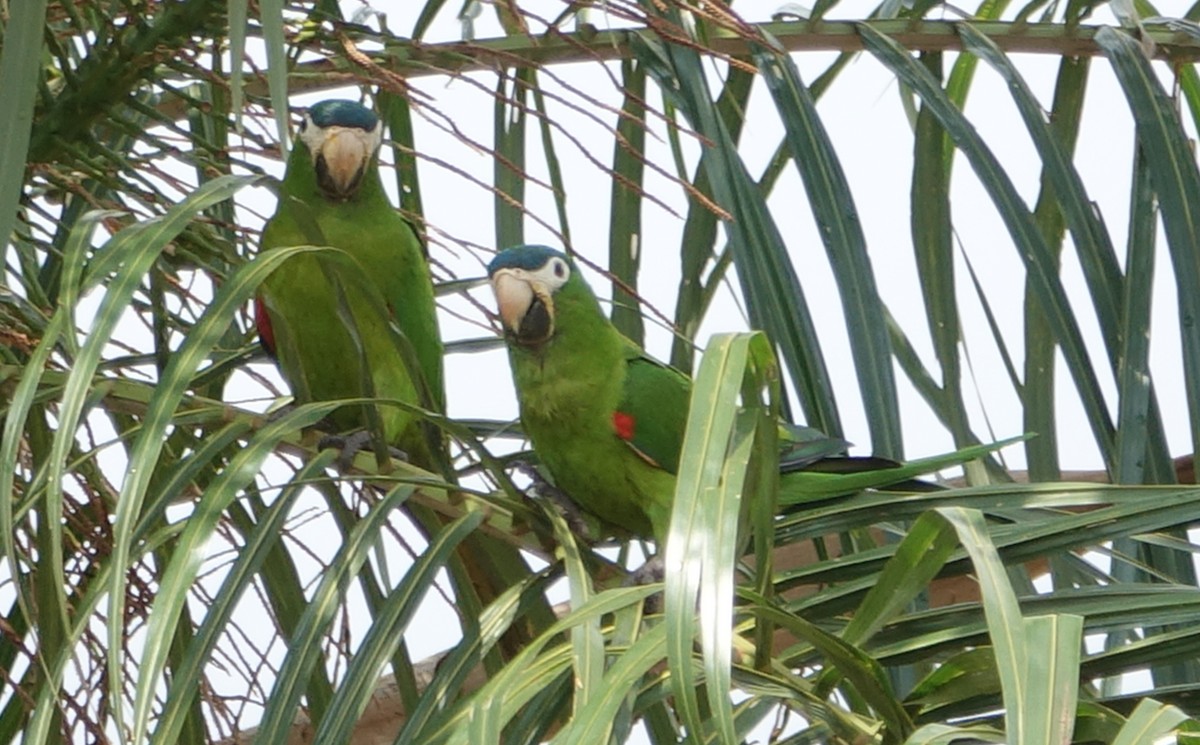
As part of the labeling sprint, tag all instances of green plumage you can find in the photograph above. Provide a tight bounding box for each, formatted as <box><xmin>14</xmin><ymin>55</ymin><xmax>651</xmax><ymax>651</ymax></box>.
<box><xmin>489</xmin><ymin>245</ymin><xmax>907</xmax><ymax>545</ymax></box>
<box><xmin>505</xmin><ymin>270</ymin><xmax>682</xmax><ymax>540</ymax></box>
<box><xmin>257</xmin><ymin>100</ymin><xmax>441</xmax><ymax>468</ymax></box>
<box><xmin>256</xmin><ymin>103</ymin><xmax>550</xmax><ymax>638</ymax></box>
<box><xmin>616</xmin><ymin>351</ymin><xmax>692</xmax><ymax>475</ymax></box>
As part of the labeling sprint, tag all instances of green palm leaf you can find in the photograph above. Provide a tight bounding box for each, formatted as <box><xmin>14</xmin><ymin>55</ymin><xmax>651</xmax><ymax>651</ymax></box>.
<box><xmin>6</xmin><ymin>3</ymin><xmax>1200</xmax><ymax>743</ymax></box>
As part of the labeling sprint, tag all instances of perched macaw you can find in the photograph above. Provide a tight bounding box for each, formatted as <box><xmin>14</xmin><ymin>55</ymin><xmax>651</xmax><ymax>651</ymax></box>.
<box><xmin>255</xmin><ymin>99</ymin><xmax>441</xmax><ymax>466</ymax></box>
<box><xmin>488</xmin><ymin>244</ymin><xmax>911</xmax><ymax>545</ymax></box>
<box><xmin>255</xmin><ymin>100</ymin><xmax>541</xmax><ymax>633</ymax></box>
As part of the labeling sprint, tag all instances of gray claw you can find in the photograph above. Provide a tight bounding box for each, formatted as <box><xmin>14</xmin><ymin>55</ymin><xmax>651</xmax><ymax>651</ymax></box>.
<box><xmin>511</xmin><ymin>460</ymin><xmax>594</xmax><ymax>539</ymax></box>
<box><xmin>625</xmin><ymin>555</ymin><xmax>666</xmax><ymax>614</ymax></box>
<box><xmin>319</xmin><ymin>430</ymin><xmax>408</xmax><ymax>470</ymax></box>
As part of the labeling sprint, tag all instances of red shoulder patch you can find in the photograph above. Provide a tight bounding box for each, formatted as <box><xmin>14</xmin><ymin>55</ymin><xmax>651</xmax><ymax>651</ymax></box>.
<box><xmin>613</xmin><ymin>411</ymin><xmax>635</xmax><ymax>441</ymax></box>
<box><xmin>254</xmin><ymin>295</ymin><xmax>277</xmax><ymax>358</ymax></box>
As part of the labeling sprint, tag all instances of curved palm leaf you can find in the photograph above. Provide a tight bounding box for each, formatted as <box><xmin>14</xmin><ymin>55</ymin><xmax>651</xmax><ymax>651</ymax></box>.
<box><xmin>4</xmin><ymin>2</ymin><xmax>1200</xmax><ymax>744</ymax></box>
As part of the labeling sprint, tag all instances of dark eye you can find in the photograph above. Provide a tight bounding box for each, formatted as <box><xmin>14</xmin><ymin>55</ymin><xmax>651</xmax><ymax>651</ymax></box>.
<box><xmin>298</xmin><ymin>117</ymin><xmax>309</xmax><ymax>133</ymax></box>
<box><xmin>553</xmin><ymin>261</ymin><xmax>566</xmax><ymax>278</ymax></box>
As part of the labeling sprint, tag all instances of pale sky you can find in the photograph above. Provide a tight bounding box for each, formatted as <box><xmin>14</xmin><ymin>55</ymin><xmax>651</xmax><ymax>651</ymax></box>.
<box><xmin>14</xmin><ymin>0</ymin><xmax>1185</xmax><ymax>740</ymax></box>
<box><xmin>217</xmin><ymin>1</ymin><xmax>1173</xmax><ymax>740</ymax></box>
<box><xmin>228</xmin><ymin>0</ymin><xmax>1167</xmax><ymax>470</ymax></box>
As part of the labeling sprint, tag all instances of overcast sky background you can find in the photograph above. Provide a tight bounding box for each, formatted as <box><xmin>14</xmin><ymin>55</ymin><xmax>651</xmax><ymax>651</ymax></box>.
<box><xmin>53</xmin><ymin>0</ymin><xmax>1189</xmax><ymax>739</ymax></box>
<box><xmin>227</xmin><ymin>0</ymin><xmax>1171</xmax><ymax>470</ymax></box>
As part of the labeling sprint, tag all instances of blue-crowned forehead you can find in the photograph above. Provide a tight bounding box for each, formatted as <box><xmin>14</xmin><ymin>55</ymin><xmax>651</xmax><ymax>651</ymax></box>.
<box><xmin>488</xmin><ymin>245</ymin><xmax>570</xmax><ymax>276</ymax></box>
<box><xmin>308</xmin><ymin>100</ymin><xmax>379</xmax><ymax>131</ymax></box>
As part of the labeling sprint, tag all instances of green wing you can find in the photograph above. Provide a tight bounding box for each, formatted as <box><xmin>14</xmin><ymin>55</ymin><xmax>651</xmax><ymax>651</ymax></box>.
<box><xmin>375</xmin><ymin>213</ymin><xmax>444</xmax><ymax>412</ymax></box>
<box><xmin>611</xmin><ymin>338</ymin><xmax>899</xmax><ymax>483</ymax></box>
<box><xmin>615</xmin><ymin>340</ymin><xmax>691</xmax><ymax>474</ymax></box>
<box><xmin>778</xmin><ymin>423</ymin><xmax>855</xmax><ymax>471</ymax></box>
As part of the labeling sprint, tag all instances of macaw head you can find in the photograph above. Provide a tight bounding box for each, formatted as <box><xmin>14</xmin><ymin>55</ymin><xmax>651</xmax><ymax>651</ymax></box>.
<box><xmin>297</xmin><ymin>99</ymin><xmax>383</xmax><ymax>199</ymax></box>
<box><xmin>488</xmin><ymin>245</ymin><xmax>575</xmax><ymax>347</ymax></box>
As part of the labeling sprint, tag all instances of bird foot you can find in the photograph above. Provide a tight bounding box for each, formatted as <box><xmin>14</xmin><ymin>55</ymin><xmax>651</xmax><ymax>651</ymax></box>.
<box><xmin>625</xmin><ymin>554</ymin><xmax>665</xmax><ymax>614</ymax></box>
<box><xmin>511</xmin><ymin>460</ymin><xmax>595</xmax><ymax>540</ymax></box>
<box><xmin>318</xmin><ymin>430</ymin><xmax>408</xmax><ymax>471</ymax></box>
<box><xmin>625</xmin><ymin>554</ymin><xmax>664</xmax><ymax>586</ymax></box>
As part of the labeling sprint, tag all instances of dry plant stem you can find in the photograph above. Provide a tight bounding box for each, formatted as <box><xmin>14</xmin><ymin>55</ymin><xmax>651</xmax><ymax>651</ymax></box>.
<box><xmin>154</xmin><ymin>20</ymin><xmax>1200</xmax><ymax>124</ymax></box>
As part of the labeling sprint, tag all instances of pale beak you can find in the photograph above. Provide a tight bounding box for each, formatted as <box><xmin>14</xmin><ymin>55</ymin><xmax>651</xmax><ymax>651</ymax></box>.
<box><xmin>490</xmin><ymin>269</ymin><xmax>555</xmax><ymax>345</ymax></box>
<box><xmin>316</xmin><ymin>128</ymin><xmax>372</xmax><ymax>197</ymax></box>
<box><xmin>491</xmin><ymin>270</ymin><xmax>534</xmax><ymax>333</ymax></box>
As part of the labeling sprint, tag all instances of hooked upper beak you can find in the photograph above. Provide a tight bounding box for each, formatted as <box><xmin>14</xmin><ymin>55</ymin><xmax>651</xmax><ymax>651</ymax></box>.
<box><xmin>315</xmin><ymin>128</ymin><xmax>373</xmax><ymax>198</ymax></box>
<box><xmin>490</xmin><ymin>269</ymin><xmax>554</xmax><ymax>345</ymax></box>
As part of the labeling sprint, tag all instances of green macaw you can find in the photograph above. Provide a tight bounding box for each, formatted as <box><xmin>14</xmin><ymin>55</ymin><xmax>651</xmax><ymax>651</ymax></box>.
<box><xmin>255</xmin><ymin>100</ymin><xmax>542</xmax><ymax>636</ymax></box>
<box><xmin>488</xmin><ymin>244</ymin><xmax>912</xmax><ymax>545</ymax></box>
<box><xmin>255</xmin><ymin>99</ymin><xmax>441</xmax><ymax>467</ymax></box>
